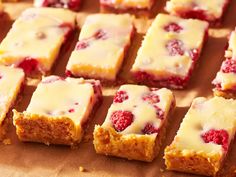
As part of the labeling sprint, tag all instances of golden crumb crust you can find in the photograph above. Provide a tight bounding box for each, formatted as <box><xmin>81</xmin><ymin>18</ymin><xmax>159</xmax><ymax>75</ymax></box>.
<box><xmin>164</xmin><ymin>145</ymin><xmax>223</xmax><ymax>176</ymax></box>
<box><xmin>13</xmin><ymin>110</ymin><xmax>83</xmax><ymax>146</ymax></box>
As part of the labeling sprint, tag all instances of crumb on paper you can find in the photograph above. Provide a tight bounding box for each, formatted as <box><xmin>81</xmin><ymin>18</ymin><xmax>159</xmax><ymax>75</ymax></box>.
<box><xmin>79</xmin><ymin>166</ymin><xmax>85</xmax><ymax>172</ymax></box>
<box><xmin>3</xmin><ymin>138</ymin><xmax>11</xmax><ymax>145</ymax></box>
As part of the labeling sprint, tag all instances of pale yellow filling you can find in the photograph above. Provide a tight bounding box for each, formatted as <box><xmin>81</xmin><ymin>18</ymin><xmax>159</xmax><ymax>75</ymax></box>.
<box><xmin>0</xmin><ymin>66</ymin><xmax>25</xmax><ymax>124</ymax></box>
<box><xmin>166</xmin><ymin>0</ymin><xmax>227</xmax><ymax>20</ymax></box>
<box><xmin>0</xmin><ymin>8</ymin><xmax>76</xmax><ymax>73</ymax></box>
<box><xmin>102</xmin><ymin>85</ymin><xmax>174</xmax><ymax>134</ymax></box>
<box><xmin>26</xmin><ymin>76</ymin><xmax>96</xmax><ymax>125</ymax></box>
<box><xmin>226</xmin><ymin>31</ymin><xmax>236</xmax><ymax>59</ymax></box>
<box><xmin>66</xmin><ymin>14</ymin><xmax>133</xmax><ymax>80</ymax></box>
<box><xmin>131</xmin><ymin>14</ymin><xmax>208</xmax><ymax>78</ymax></box>
<box><xmin>172</xmin><ymin>97</ymin><xmax>236</xmax><ymax>156</ymax></box>
<box><xmin>101</xmin><ymin>0</ymin><xmax>153</xmax><ymax>9</ymax></box>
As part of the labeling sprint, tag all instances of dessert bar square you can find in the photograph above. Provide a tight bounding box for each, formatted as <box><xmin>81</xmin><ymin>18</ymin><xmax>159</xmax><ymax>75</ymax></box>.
<box><xmin>93</xmin><ymin>84</ymin><xmax>175</xmax><ymax>162</ymax></box>
<box><xmin>100</xmin><ymin>0</ymin><xmax>155</xmax><ymax>17</ymax></box>
<box><xmin>164</xmin><ymin>97</ymin><xmax>236</xmax><ymax>176</ymax></box>
<box><xmin>13</xmin><ymin>76</ymin><xmax>102</xmax><ymax>146</ymax></box>
<box><xmin>165</xmin><ymin>0</ymin><xmax>231</xmax><ymax>25</ymax></box>
<box><xmin>0</xmin><ymin>8</ymin><xmax>76</xmax><ymax>76</ymax></box>
<box><xmin>34</xmin><ymin>0</ymin><xmax>81</xmax><ymax>11</ymax></box>
<box><xmin>131</xmin><ymin>14</ymin><xmax>208</xmax><ymax>89</ymax></box>
<box><xmin>0</xmin><ymin>66</ymin><xmax>25</xmax><ymax>140</ymax></box>
<box><xmin>66</xmin><ymin>14</ymin><xmax>134</xmax><ymax>82</ymax></box>
<box><xmin>212</xmin><ymin>29</ymin><xmax>236</xmax><ymax>98</ymax></box>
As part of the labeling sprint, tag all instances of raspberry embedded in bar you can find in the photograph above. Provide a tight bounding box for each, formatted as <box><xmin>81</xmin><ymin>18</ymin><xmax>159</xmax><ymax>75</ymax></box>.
<box><xmin>13</xmin><ymin>76</ymin><xmax>102</xmax><ymax>146</ymax></box>
<box><xmin>212</xmin><ymin>28</ymin><xmax>236</xmax><ymax>98</ymax></box>
<box><xmin>131</xmin><ymin>13</ymin><xmax>208</xmax><ymax>89</ymax></box>
<box><xmin>165</xmin><ymin>0</ymin><xmax>231</xmax><ymax>25</ymax></box>
<box><xmin>164</xmin><ymin>96</ymin><xmax>236</xmax><ymax>176</ymax></box>
<box><xmin>93</xmin><ymin>84</ymin><xmax>175</xmax><ymax>162</ymax></box>
<box><xmin>66</xmin><ymin>13</ymin><xmax>135</xmax><ymax>83</ymax></box>
<box><xmin>0</xmin><ymin>8</ymin><xmax>76</xmax><ymax>76</ymax></box>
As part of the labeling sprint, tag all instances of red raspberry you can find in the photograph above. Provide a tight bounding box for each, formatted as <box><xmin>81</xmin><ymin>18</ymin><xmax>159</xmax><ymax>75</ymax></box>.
<box><xmin>142</xmin><ymin>123</ymin><xmax>159</xmax><ymax>134</ymax></box>
<box><xmin>189</xmin><ymin>49</ymin><xmax>199</xmax><ymax>61</ymax></box>
<box><xmin>18</xmin><ymin>57</ymin><xmax>38</xmax><ymax>74</ymax></box>
<box><xmin>113</xmin><ymin>90</ymin><xmax>129</xmax><ymax>103</ymax></box>
<box><xmin>76</xmin><ymin>41</ymin><xmax>89</xmax><ymax>50</ymax></box>
<box><xmin>142</xmin><ymin>93</ymin><xmax>160</xmax><ymax>104</ymax></box>
<box><xmin>68</xmin><ymin>0</ymin><xmax>81</xmax><ymax>11</ymax></box>
<box><xmin>110</xmin><ymin>110</ymin><xmax>134</xmax><ymax>132</ymax></box>
<box><xmin>221</xmin><ymin>59</ymin><xmax>236</xmax><ymax>73</ymax></box>
<box><xmin>68</xmin><ymin>108</ymin><xmax>75</xmax><ymax>113</ymax></box>
<box><xmin>94</xmin><ymin>30</ymin><xmax>107</xmax><ymax>40</ymax></box>
<box><xmin>154</xmin><ymin>105</ymin><xmax>165</xmax><ymax>120</ymax></box>
<box><xmin>65</xmin><ymin>70</ymin><xmax>73</xmax><ymax>77</ymax></box>
<box><xmin>166</xmin><ymin>39</ymin><xmax>185</xmax><ymax>56</ymax></box>
<box><xmin>201</xmin><ymin>129</ymin><xmax>229</xmax><ymax>151</ymax></box>
<box><xmin>164</xmin><ymin>23</ymin><xmax>183</xmax><ymax>33</ymax></box>
<box><xmin>133</xmin><ymin>71</ymin><xmax>154</xmax><ymax>82</ymax></box>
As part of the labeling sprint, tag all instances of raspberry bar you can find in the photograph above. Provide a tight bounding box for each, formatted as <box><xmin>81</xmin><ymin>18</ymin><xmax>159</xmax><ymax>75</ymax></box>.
<box><xmin>0</xmin><ymin>66</ymin><xmax>25</xmax><ymax>140</ymax></box>
<box><xmin>131</xmin><ymin>14</ymin><xmax>208</xmax><ymax>89</ymax></box>
<box><xmin>164</xmin><ymin>97</ymin><xmax>236</xmax><ymax>176</ymax></box>
<box><xmin>100</xmin><ymin>0</ymin><xmax>155</xmax><ymax>17</ymax></box>
<box><xmin>34</xmin><ymin>0</ymin><xmax>81</xmax><ymax>11</ymax></box>
<box><xmin>66</xmin><ymin>14</ymin><xmax>134</xmax><ymax>82</ymax></box>
<box><xmin>165</xmin><ymin>0</ymin><xmax>231</xmax><ymax>25</ymax></box>
<box><xmin>0</xmin><ymin>8</ymin><xmax>76</xmax><ymax>76</ymax></box>
<box><xmin>13</xmin><ymin>76</ymin><xmax>102</xmax><ymax>146</ymax></box>
<box><xmin>212</xmin><ymin>29</ymin><xmax>236</xmax><ymax>98</ymax></box>
<box><xmin>93</xmin><ymin>85</ymin><xmax>175</xmax><ymax>162</ymax></box>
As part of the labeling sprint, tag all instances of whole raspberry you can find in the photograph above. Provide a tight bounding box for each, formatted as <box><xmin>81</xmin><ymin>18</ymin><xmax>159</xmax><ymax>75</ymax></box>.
<box><xmin>164</xmin><ymin>23</ymin><xmax>183</xmax><ymax>33</ymax></box>
<box><xmin>142</xmin><ymin>93</ymin><xmax>160</xmax><ymax>104</ymax></box>
<box><xmin>18</xmin><ymin>57</ymin><xmax>38</xmax><ymax>74</ymax></box>
<box><xmin>166</xmin><ymin>39</ymin><xmax>184</xmax><ymax>56</ymax></box>
<box><xmin>110</xmin><ymin>110</ymin><xmax>134</xmax><ymax>132</ymax></box>
<box><xmin>113</xmin><ymin>90</ymin><xmax>129</xmax><ymax>103</ymax></box>
<box><xmin>221</xmin><ymin>59</ymin><xmax>236</xmax><ymax>73</ymax></box>
<box><xmin>142</xmin><ymin>123</ymin><xmax>159</xmax><ymax>134</ymax></box>
<box><xmin>201</xmin><ymin>129</ymin><xmax>229</xmax><ymax>151</ymax></box>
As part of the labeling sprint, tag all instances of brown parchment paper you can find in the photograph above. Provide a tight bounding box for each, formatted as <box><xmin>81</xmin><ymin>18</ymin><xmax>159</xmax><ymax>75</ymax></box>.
<box><xmin>0</xmin><ymin>0</ymin><xmax>236</xmax><ymax>176</ymax></box>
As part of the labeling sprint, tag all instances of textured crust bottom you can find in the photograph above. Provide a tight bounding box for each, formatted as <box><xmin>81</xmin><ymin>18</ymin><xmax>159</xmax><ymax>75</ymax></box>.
<box><xmin>213</xmin><ymin>89</ymin><xmax>236</xmax><ymax>99</ymax></box>
<box><xmin>93</xmin><ymin>100</ymin><xmax>175</xmax><ymax>162</ymax></box>
<box><xmin>13</xmin><ymin>112</ymin><xmax>82</xmax><ymax>146</ymax></box>
<box><xmin>13</xmin><ymin>95</ymin><xmax>102</xmax><ymax>146</ymax></box>
<box><xmin>0</xmin><ymin>117</ymin><xmax>10</xmax><ymax>141</ymax></box>
<box><xmin>164</xmin><ymin>146</ymin><xmax>222</xmax><ymax>176</ymax></box>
